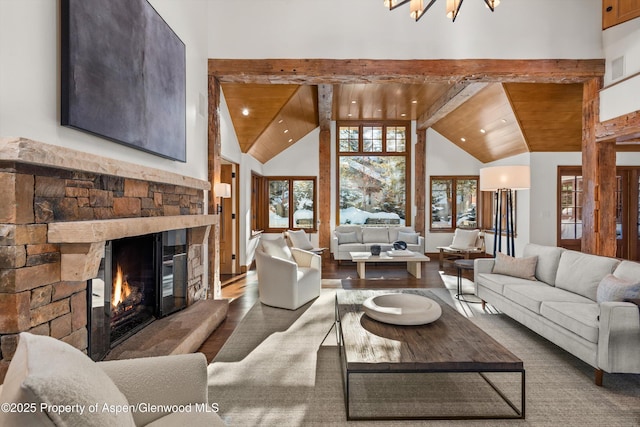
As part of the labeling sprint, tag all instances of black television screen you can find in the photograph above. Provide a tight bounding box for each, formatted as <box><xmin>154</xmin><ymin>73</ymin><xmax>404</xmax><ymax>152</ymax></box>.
<box><xmin>61</xmin><ymin>0</ymin><xmax>186</xmax><ymax>162</ymax></box>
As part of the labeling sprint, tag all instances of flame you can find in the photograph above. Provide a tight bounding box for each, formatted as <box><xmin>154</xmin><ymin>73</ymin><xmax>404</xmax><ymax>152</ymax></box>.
<box><xmin>112</xmin><ymin>264</ymin><xmax>132</xmax><ymax>308</ymax></box>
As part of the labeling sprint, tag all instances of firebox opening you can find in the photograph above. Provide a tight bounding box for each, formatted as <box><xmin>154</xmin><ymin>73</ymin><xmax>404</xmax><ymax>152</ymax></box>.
<box><xmin>87</xmin><ymin>229</ymin><xmax>188</xmax><ymax>361</ymax></box>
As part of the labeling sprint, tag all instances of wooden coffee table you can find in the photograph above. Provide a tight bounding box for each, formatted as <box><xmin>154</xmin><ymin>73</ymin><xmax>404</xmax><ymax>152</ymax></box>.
<box><xmin>349</xmin><ymin>251</ymin><xmax>430</xmax><ymax>278</ymax></box>
<box><xmin>335</xmin><ymin>289</ymin><xmax>525</xmax><ymax>420</ymax></box>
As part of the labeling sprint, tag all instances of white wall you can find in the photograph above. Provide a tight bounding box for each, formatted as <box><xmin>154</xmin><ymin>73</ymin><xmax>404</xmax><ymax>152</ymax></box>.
<box><xmin>208</xmin><ymin>0</ymin><xmax>602</xmax><ymax>60</ymax></box>
<box><xmin>425</xmin><ymin>129</ymin><xmax>483</xmax><ymax>252</ymax></box>
<box><xmin>600</xmin><ymin>18</ymin><xmax>640</xmax><ymax>121</ymax></box>
<box><xmin>0</xmin><ymin>0</ymin><xmax>210</xmax><ymax>181</ymax></box>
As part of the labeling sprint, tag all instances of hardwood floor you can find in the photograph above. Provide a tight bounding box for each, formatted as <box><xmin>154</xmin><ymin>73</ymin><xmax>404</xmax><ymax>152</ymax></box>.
<box><xmin>197</xmin><ymin>256</ymin><xmax>461</xmax><ymax>362</ymax></box>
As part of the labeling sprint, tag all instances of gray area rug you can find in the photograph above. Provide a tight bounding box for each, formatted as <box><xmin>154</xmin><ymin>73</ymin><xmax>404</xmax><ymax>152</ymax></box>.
<box><xmin>207</xmin><ymin>290</ymin><xmax>640</xmax><ymax>426</ymax></box>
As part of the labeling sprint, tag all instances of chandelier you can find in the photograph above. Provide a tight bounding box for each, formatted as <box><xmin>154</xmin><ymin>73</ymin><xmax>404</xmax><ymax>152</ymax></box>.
<box><xmin>384</xmin><ymin>0</ymin><xmax>500</xmax><ymax>22</ymax></box>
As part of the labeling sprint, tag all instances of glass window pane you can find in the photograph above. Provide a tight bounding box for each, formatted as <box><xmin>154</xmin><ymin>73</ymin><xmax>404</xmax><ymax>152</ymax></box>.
<box><xmin>363</xmin><ymin>126</ymin><xmax>382</xmax><ymax>152</ymax></box>
<box><xmin>268</xmin><ymin>180</ymin><xmax>289</xmax><ymax>229</ymax></box>
<box><xmin>339</xmin><ymin>126</ymin><xmax>359</xmax><ymax>152</ymax></box>
<box><xmin>431</xmin><ymin>179</ymin><xmax>452</xmax><ymax>229</ymax></box>
<box><xmin>339</xmin><ymin>156</ymin><xmax>405</xmax><ymax>225</ymax></box>
<box><xmin>293</xmin><ymin>180</ymin><xmax>314</xmax><ymax>229</ymax></box>
<box><xmin>386</xmin><ymin>126</ymin><xmax>406</xmax><ymax>152</ymax></box>
<box><xmin>560</xmin><ymin>175</ymin><xmax>582</xmax><ymax>240</ymax></box>
<box><xmin>456</xmin><ymin>179</ymin><xmax>477</xmax><ymax>229</ymax></box>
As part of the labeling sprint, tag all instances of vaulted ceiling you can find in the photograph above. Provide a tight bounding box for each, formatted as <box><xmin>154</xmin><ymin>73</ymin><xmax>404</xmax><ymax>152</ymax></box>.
<box><xmin>213</xmin><ymin>59</ymin><xmax>627</xmax><ymax>164</ymax></box>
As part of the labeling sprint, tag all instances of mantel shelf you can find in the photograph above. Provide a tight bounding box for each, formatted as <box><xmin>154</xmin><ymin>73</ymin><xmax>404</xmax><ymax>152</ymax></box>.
<box><xmin>48</xmin><ymin>215</ymin><xmax>218</xmax><ymax>244</ymax></box>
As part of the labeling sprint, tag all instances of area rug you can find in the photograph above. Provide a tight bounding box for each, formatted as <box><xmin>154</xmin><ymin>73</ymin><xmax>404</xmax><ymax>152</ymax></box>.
<box><xmin>207</xmin><ymin>290</ymin><xmax>640</xmax><ymax>426</ymax></box>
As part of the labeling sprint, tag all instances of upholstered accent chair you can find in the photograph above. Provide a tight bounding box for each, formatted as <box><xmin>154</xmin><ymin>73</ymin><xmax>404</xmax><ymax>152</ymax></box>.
<box><xmin>437</xmin><ymin>229</ymin><xmax>485</xmax><ymax>269</ymax></box>
<box><xmin>255</xmin><ymin>234</ymin><xmax>321</xmax><ymax>310</ymax></box>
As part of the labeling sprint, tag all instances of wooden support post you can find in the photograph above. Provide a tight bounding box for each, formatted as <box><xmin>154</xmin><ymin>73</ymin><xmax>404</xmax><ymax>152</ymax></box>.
<box><xmin>582</xmin><ymin>78</ymin><xmax>617</xmax><ymax>257</ymax></box>
<box><xmin>415</xmin><ymin>130</ymin><xmax>426</xmax><ymax>239</ymax></box>
<box><xmin>318</xmin><ymin>84</ymin><xmax>333</xmax><ymax>256</ymax></box>
<box><xmin>208</xmin><ymin>76</ymin><xmax>222</xmax><ymax>298</ymax></box>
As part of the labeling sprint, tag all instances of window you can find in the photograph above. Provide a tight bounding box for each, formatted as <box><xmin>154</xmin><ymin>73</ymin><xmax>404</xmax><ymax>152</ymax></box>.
<box><xmin>559</xmin><ymin>168</ymin><xmax>583</xmax><ymax>242</ymax></box>
<box><xmin>267</xmin><ymin>177</ymin><xmax>316</xmax><ymax>231</ymax></box>
<box><xmin>430</xmin><ymin>176</ymin><xmax>479</xmax><ymax>231</ymax></box>
<box><xmin>337</xmin><ymin>122</ymin><xmax>410</xmax><ymax>225</ymax></box>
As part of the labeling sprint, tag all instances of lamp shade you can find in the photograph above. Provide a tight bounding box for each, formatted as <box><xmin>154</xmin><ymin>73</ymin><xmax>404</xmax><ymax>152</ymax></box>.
<box><xmin>214</xmin><ymin>182</ymin><xmax>231</xmax><ymax>198</ymax></box>
<box><xmin>479</xmin><ymin>165</ymin><xmax>530</xmax><ymax>191</ymax></box>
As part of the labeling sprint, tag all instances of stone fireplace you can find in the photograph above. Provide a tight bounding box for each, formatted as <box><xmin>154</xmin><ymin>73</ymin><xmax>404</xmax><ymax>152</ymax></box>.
<box><xmin>0</xmin><ymin>138</ymin><xmax>217</xmax><ymax>381</ymax></box>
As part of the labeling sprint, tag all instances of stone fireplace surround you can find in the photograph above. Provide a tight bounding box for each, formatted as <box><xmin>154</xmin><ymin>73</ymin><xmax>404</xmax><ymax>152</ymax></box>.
<box><xmin>0</xmin><ymin>138</ymin><xmax>218</xmax><ymax>382</ymax></box>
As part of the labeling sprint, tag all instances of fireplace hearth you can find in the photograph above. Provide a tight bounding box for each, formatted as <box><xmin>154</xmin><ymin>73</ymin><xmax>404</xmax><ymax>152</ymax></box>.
<box><xmin>88</xmin><ymin>230</ymin><xmax>188</xmax><ymax>360</ymax></box>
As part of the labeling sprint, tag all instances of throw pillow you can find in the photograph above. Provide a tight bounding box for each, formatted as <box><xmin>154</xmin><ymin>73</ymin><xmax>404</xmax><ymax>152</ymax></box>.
<box><xmin>397</xmin><ymin>231</ymin><xmax>419</xmax><ymax>244</ymax></box>
<box><xmin>492</xmin><ymin>252</ymin><xmax>538</xmax><ymax>281</ymax></box>
<box><xmin>362</xmin><ymin>227</ymin><xmax>389</xmax><ymax>244</ymax></box>
<box><xmin>336</xmin><ymin>231</ymin><xmax>359</xmax><ymax>245</ymax></box>
<box><xmin>450</xmin><ymin>229</ymin><xmax>480</xmax><ymax>250</ymax></box>
<box><xmin>0</xmin><ymin>332</ymin><xmax>135</xmax><ymax>427</ymax></box>
<box><xmin>260</xmin><ymin>236</ymin><xmax>294</xmax><ymax>261</ymax></box>
<box><xmin>596</xmin><ymin>274</ymin><xmax>640</xmax><ymax>303</ymax></box>
<box><xmin>287</xmin><ymin>229</ymin><xmax>313</xmax><ymax>250</ymax></box>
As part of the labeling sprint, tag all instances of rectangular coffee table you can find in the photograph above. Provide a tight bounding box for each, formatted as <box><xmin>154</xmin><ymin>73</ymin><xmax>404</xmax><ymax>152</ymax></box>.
<box><xmin>349</xmin><ymin>251</ymin><xmax>430</xmax><ymax>278</ymax></box>
<box><xmin>335</xmin><ymin>289</ymin><xmax>525</xmax><ymax>420</ymax></box>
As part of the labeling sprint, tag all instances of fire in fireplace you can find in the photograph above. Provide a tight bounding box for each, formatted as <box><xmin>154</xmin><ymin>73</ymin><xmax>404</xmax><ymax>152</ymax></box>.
<box><xmin>87</xmin><ymin>230</ymin><xmax>188</xmax><ymax>361</ymax></box>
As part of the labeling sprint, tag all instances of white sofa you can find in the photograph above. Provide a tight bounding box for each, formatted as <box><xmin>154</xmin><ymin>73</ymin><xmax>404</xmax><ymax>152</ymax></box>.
<box><xmin>331</xmin><ymin>225</ymin><xmax>425</xmax><ymax>261</ymax></box>
<box><xmin>0</xmin><ymin>332</ymin><xmax>224</xmax><ymax>426</ymax></box>
<box><xmin>474</xmin><ymin>243</ymin><xmax>640</xmax><ymax>386</ymax></box>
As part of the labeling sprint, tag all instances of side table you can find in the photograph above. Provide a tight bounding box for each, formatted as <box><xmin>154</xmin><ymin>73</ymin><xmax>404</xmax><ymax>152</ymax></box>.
<box><xmin>453</xmin><ymin>259</ymin><xmax>482</xmax><ymax>303</ymax></box>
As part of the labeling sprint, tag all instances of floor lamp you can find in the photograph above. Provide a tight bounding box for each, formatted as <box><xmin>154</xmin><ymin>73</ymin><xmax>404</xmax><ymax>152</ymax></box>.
<box><xmin>479</xmin><ymin>165</ymin><xmax>530</xmax><ymax>257</ymax></box>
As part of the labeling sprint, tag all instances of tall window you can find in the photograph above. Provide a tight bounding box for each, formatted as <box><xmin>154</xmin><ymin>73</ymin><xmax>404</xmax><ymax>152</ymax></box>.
<box><xmin>430</xmin><ymin>176</ymin><xmax>479</xmax><ymax>231</ymax></box>
<box><xmin>337</xmin><ymin>122</ymin><xmax>411</xmax><ymax>225</ymax></box>
<box><xmin>559</xmin><ymin>169</ymin><xmax>583</xmax><ymax>242</ymax></box>
<box><xmin>267</xmin><ymin>177</ymin><xmax>316</xmax><ymax>231</ymax></box>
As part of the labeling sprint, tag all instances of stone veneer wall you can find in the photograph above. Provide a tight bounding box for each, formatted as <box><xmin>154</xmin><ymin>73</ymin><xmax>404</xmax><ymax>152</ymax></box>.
<box><xmin>0</xmin><ymin>162</ymin><xmax>207</xmax><ymax>382</ymax></box>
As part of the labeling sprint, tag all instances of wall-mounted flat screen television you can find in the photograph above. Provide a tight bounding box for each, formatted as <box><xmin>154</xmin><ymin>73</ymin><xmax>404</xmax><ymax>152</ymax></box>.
<box><xmin>61</xmin><ymin>0</ymin><xmax>186</xmax><ymax>162</ymax></box>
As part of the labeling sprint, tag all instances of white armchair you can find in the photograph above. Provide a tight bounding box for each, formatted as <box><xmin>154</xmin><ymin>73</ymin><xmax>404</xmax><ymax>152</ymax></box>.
<box><xmin>0</xmin><ymin>332</ymin><xmax>224</xmax><ymax>426</ymax></box>
<box><xmin>255</xmin><ymin>235</ymin><xmax>321</xmax><ymax>310</ymax></box>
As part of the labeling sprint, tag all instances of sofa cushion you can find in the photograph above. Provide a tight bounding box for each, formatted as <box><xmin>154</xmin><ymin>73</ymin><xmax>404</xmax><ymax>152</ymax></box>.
<box><xmin>397</xmin><ymin>231</ymin><xmax>419</xmax><ymax>244</ymax></box>
<box><xmin>287</xmin><ymin>229</ymin><xmax>313</xmax><ymax>250</ymax></box>
<box><xmin>0</xmin><ymin>332</ymin><xmax>135</xmax><ymax>427</ymax></box>
<box><xmin>337</xmin><ymin>243</ymin><xmax>366</xmax><ymax>254</ymax></box>
<box><xmin>555</xmin><ymin>250</ymin><xmax>620</xmax><ymax>301</ymax></box>
<box><xmin>335</xmin><ymin>231</ymin><xmax>359</xmax><ymax>245</ymax></box>
<box><xmin>491</xmin><ymin>252</ymin><xmax>538</xmax><ymax>281</ymax></box>
<box><xmin>613</xmin><ymin>260</ymin><xmax>640</xmax><ymax>282</ymax></box>
<box><xmin>362</xmin><ymin>227</ymin><xmax>389</xmax><ymax>244</ymax></box>
<box><xmin>596</xmin><ymin>274</ymin><xmax>640</xmax><ymax>303</ymax></box>
<box><xmin>522</xmin><ymin>243</ymin><xmax>564</xmax><ymax>285</ymax></box>
<box><xmin>388</xmin><ymin>227</ymin><xmax>415</xmax><ymax>242</ymax></box>
<box><xmin>261</xmin><ymin>235</ymin><xmax>294</xmax><ymax>261</ymax></box>
<box><xmin>540</xmin><ymin>302</ymin><xmax>600</xmax><ymax>344</ymax></box>
<box><xmin>335</xmin><ymin>225</ymin><xmax>363</xmax><ymax>242</ymax></box>
<box><xmin>503</xmin><ymin>284</ymin><xmax>593</xmax><ymax>314</ymax></box>
<box><xmin>476</xmin><ymin>273</ymin><xmax>541</xmax><ymax>295</ymax></box>
<box><xmin>450</xmin><ymin>229</ymin><xmax>479</xmax><ymax>249</ymax></box>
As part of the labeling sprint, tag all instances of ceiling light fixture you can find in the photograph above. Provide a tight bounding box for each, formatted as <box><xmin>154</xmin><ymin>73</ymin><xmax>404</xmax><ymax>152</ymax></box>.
<box><xmin>241</xmin><ymin>108</ymin><xmax>250</xmax><ymax>116</ymax></box>
<box><xmin>384</xmin><ymin>0</ymin><xmax>500</xmax><ymax>22</ymax></box>
<box><xmin>460</xmin><ymin>137</ymin><xmax>466</xmax><ymax>142</ymax></box>
<box><xmin>480</xmin><ymin>129</ymin><xmax>486</xmax><ymax>134</ymax></box>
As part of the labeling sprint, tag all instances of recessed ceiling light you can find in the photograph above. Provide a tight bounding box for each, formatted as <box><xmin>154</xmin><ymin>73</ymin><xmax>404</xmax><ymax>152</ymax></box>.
<box><xmin>480</xmin><ymin>129</ymin><xmax>486</xmax><ymax>134</ymax></box>
<box><xmin>348</xmin><ymin>113</ymin><xmax>353</xmax><ymax>117</ymax></box>
<box><xmin>501</xmin><ymin>119</ymin><xmax>507</xmax><ymax>123</ymax></box>
<box><xmin>284</xmin><ymin>129</ymin><xmax>289</xmax><ymax>134</ymax></box>
<box><xmin>288</xmin><ymin>138</ymin><xmax>293</xmax><ymax>143</ymax></box>
<box><xmin>278</xmin><ymin>119</ymin><xmax>284</xmax><ymax>124</ymax></box>
<box><xmin>241</xmin><ymin>108</ymin><xmax>249</xmax><ymax>116</ymax></box>
<box><xmin>351</xmin><ymin>100</ymin><xmax>357</xmax><ymax>104</ymax></box>
<box><xmin>411</xmin><ymin>100</ymin><xmax>417</xmax><ymax>104</ymax></box>
<box><xmin>400</xmin><ymin>113</ymin><xmax>407</xmax><ymax>117</ymax></box>
<box><xmin>461</xmin><ymin>137</ymin><xmax>466</xmax><ymax>142</ymax></box>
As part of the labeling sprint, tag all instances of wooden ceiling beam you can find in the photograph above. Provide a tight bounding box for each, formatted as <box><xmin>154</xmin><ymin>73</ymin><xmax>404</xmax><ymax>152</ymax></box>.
<box><xmin>417</xmin><ymin>82</ymin><xmax>488</xmax><ymax>130</ymax></box>
<box><xmin>209</xmin><ymin>59</ymin><xmax>604</xmax><ymax>84</ymax></box>
<box><xmin>317</xmin><ymin>84</ymin><xmax>333</xmax><ymax>131</ymax></box>
<box><xmin>596</xmin><ymin>110</ymin><xmax>640</xmax><ymax>143</ymax></box>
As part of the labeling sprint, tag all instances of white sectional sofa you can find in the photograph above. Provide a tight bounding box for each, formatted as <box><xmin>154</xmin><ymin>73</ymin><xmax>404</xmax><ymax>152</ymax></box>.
<box><xmin>331</xmin><ymin>225</ymin><xmax>425</xmax><ymax>261</ymax></box>
<box><xmin>474</xmin><ymin>243</ymin><xmax>640</xmax><ymax>386</ymax></box>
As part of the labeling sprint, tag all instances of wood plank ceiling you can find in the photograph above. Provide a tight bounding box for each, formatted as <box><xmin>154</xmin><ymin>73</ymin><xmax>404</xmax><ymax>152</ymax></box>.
<box><xmin>221</xmin><ymin>77</ymin><xmax>631</xmax><ymax>163</ymax></box>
